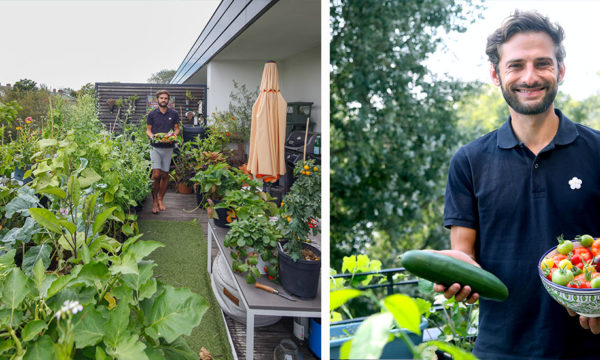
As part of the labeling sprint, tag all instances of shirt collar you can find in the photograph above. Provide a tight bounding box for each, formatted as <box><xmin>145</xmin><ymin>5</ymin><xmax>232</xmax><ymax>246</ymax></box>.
<box><xmin>497</xmin><ymin>108</ymin><xmax>579</xmax><ymax>149</ymax></box>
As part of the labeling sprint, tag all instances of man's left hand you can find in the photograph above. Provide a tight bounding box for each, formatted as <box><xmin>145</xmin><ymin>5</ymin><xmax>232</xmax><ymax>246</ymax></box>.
<box><xmin>567</xmin><ymin>308</ymin><xmax>600</xmax><ymax>334</ymax></box>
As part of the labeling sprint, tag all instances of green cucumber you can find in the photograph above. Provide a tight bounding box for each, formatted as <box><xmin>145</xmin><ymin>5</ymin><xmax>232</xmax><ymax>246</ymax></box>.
<box><xmin>401</xmin><ymin>250</ymin><xmax>509</xmax><ymax>301</ymax></box>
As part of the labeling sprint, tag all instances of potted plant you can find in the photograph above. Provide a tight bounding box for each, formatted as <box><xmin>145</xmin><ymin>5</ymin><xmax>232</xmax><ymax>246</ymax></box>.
<box><xmin>190</xmin><ymin>162</ymin><xmax>247</xmax><ymax>227</ymax></box>
<box><xmin>277</xmin><ymin>159</ymin><xmax>321</xmax><ymax>299</ymax></box>
<box><xmin>215</xmin><ymin>182</ymin><xmax>278</xmax><ymax>221</ymax></box>
<box><xmin>224</xmin><ymin>214</ymin><xmax>281</xmax><ymax>284</ymax></box>
<box><xmin>169</xmin><ymin>141</ymin><xmax>196</xmax><ymax>194</ymax></box>
<box><xmin>185</xmin><ymin>90</ymin><xmax>196</xmax><ymax>106</ymax></box>
<box><xmin>193</xmin><ymin>151</ymin><xmax>227</xmax><ymax>206</ymax></box>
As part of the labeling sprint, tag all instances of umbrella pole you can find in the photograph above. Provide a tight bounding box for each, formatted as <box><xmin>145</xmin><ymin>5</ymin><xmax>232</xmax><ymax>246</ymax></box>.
<box><xmin>303</xmin><ymin>117</ymin><xmax>310</xmax><ymax>162</ymax></box>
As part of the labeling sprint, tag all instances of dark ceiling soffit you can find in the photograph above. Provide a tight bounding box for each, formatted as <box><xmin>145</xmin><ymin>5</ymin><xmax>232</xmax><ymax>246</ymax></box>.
<box><xmin>171</xmin><ymin>0</ymin><xmax>279</xmax><ymax>84</ymax></box>
<box><xmin>95</xmin><ymin>83</ymin><xmax>207</xmax><ymax>88</ymax></box>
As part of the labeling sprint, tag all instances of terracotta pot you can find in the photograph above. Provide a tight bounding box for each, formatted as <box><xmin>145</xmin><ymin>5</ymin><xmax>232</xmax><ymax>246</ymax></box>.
<box><xmin>177</xmin><ymin>183</ymin><xmax>194</xmax><ymax>194</ymax></box>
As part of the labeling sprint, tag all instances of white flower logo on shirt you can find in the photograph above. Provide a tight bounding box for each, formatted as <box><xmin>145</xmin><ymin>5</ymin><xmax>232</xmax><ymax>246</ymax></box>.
<box><xmin>569</xmin><ymin>177</ymin><xmax>582</xmax><ymax>190</ymax></box>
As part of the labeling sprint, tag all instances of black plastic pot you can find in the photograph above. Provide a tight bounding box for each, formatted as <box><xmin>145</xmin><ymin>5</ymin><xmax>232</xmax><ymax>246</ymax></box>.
<box><xmin>211</xmin><ymin>199</ymin><xmax>231</xmax><ymax>228</ymax></box>
<box><xmin>278</xmin><ymin>241</ymin><xmax>321</xmax><ymax>299</ymax></box>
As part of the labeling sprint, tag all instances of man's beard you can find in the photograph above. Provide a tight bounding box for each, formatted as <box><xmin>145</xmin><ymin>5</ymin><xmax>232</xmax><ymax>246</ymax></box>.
<box><xmin>159</xmin><ymin>101</ymin><xmax>168</xmax><ymax>108</ymax></box>
<box><xmin>498</xmin><ymin>76</ymin><xmax>558</xmax><ymax>115</ymax></box>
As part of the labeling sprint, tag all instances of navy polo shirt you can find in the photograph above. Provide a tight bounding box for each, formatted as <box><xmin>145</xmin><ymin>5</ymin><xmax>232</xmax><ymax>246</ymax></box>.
<box><xmin>147</xmin><ymin>107</ymin><xmax>179</xmax><ymax>148</ymax></box>
<box><xmin>445</xmin><ymin>109</ymin><xmax>600</xmax><ymax>359</ymax></box>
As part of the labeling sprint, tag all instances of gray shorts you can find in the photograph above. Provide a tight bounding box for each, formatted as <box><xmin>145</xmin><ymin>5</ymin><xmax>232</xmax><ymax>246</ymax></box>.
<box><xmin>150</xmin><ymin>147</ymin><xmax>174</xmax><ymax>172</ymax></box>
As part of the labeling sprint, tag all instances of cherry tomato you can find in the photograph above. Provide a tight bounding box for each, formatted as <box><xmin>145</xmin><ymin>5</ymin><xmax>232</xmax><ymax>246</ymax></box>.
<box><xmin>541</xmin><ymin>257</ymin><xmax>554</xmax><ymax>271</ymax></box>
<box><xmin>552</xmin><ymin>268</ymin><xmax>574</xmax><ymax>286</ymax></box>
<box><xmin>558</xmin><ymin>259</ymin><xmax>573</xmax><ymax>270</ymax></box>
<box><xmin>592</xmin><ymin>239</ymin><xmax>600</xmax><ymax>257</ymax></box>
<box><xmin>574</xmin><ymin>247</ymin><xmax>593</xmax><ymax>262</ymax></box>
<box><xmin>547</xmin><ymin>267</ymin><xmax>558</xmax><ymax>281</ymax></box>
<box><xmin>574</xmin><ymin>273</ymin><xmax>591</xmax><ymax>289</ymax></box>
<box><xmin>592</xmin><ymin>277</ymin><xmax>600</xmax><ymax>289</ymax></box>
<box><xmin>570</xmin><ymin>254</ymin><xmax>582</xmax><ymax>266</ymax></box>
<box><xmin>552</xmin><ymin>254</ymin><xmax>567</xmax><ymax>266</ymax></box>
<box><xmin>580</xmin><ymin>234</ymin><xmax>595</xmax><ymax>248</ymax></box>
<box><xmin>558</xmin><ymin>240</ymin><xmax>574</xmax><ymax>255</ymax></box>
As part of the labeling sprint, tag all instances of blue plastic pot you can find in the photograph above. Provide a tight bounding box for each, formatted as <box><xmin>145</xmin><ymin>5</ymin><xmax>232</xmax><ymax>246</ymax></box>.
<box><xmin>330</xmin><ymin>318</ymin><xmax>428</xmax><ymax>360</ymax></box>
<box><xmin>308</xmin><ymin>318</ymin><xmax>321</xmax><ymax>358</ymax></box>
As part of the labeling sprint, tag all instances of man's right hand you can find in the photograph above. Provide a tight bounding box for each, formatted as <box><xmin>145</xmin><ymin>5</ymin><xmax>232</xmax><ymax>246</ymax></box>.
<box><xmin>431</xmin><ymin>249</ymin><xmax>481</xmax><ymax>304</ymax></box>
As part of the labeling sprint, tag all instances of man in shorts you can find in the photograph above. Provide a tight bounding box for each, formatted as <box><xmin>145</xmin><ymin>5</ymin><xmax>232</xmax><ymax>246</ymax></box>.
<box><xmin>146</xmin><ymin>90</ymin><xmax>180</xmax><ymax>214</ymax></box>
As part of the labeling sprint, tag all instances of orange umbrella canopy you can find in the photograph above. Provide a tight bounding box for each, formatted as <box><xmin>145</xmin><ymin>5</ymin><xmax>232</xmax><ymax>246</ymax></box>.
<box><xmin>247</xmin><ymin>61</ymin><xmax>287</xmax><ymax>181</ymax></box>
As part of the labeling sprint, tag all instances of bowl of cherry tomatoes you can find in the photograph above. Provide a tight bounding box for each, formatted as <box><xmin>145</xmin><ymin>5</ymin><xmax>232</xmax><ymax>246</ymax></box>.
<box><xmin>538</xmin><ymin>235</ymin><xmax>600</xmax><ymax>317</ymax></box>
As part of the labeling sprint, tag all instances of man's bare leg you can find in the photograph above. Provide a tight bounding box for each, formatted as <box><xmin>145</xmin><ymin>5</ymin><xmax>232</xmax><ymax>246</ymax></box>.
<box><xmin>158</xmin><ymin>171</ymin><xmax>169</xmax><ymax>211</ymax></box>
<box><xmin>151</xmin><ymin>169</ymin><xmax>161</xmax><ymax>214</ymax></box>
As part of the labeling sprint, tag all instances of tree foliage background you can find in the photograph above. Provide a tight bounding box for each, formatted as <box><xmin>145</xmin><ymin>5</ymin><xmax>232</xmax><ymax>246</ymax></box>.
<box><xmin>330</xmin><ymin>0</ymin><xmax>484</xmax><ymax>269</ymax></box>
<box><xmin>147</xmin><ymin>69</ymin><xmax>177</xmax><ymax>84</ymax></box>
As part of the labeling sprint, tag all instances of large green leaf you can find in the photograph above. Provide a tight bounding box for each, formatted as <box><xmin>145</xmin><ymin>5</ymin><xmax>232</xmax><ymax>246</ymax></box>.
<box><xmin>22</xmin><ymin>319</ymin><xmax>48</xmax><ymax>342</ymax></box>
<box><xmin>68</xmin><ymin>175</ymin><xmax>81</xmax><ymax>209</ymax></box>
<box><xmin>422</xmin><ymin>340</ymin><xmax>478</xmax><ymax>360</ymax></box>
<box><xmin>37</xmin><ymin>186</ymin><xmax>66</xmax><ymax>199</ymax></box>
<box><xmin>126</xmin><ymin>240</ymin><xmax>165</xmax><ymax>262</ymax></box>
<box><xmin>57</xmin><ymin>232</ymin><xmax>85</xmax><ymax>253</ymax></box>
<box><xmin>79</xmin><ymin>167</ymin><xmax>102</xmax><ymax>188</ymax></box>
<box><xmin>96</xmin><ymin>346</ymin><xmax>109</xmax><ymax>360</ymax></box>
<box><xmin>144</xmin><ymin>347</ymin><xmax>166</xmax><ymax>360</ymax></box>
<box><xmin>330</xmin><ymin>289</ymin><xmax>363</xmax><ymax>310</ymax></box>
<box><xmin>74</xmin><ymin>307</ymin><xmax>105</xmax><ymax>348</ymax></box>
<box><xmin>1</xmin><ymin>268</ymin><xmax>34</xmax><ymax>309</ymax></box>
<box><xmin>0</xmin><ymin>309</ymin><xmax>23</xmax><ymax>328</ymax></box>
<box><xmin>145</xmin><ymin>286</ymin><xmax>209</xmax><ymax>343</ymax></box>
<box><xmin>23</xmin><ymin>335</ymin><xmax>54</xmax><ymax>360</ymax></box>
<box><xmin>29</xmin><ymin>208</ymin><xmax>62</xmax><ymax>234</ymax></box>
<box><xmin>0</xmin><ymin>249</ymin><xmax>16</xmax><ymax>267</ymax></box>
<box><xmin>122</xmin><ymin>261</ymin><xmax>157</xmax><ymax>301</ymax></box>
<box><xmin>109</xmin><ymin>251</ymin><xmax>138</xmax><ymax>276</ymax></box>
<box><xmin>58</xmin><ymin>219</ymin><xmax>77</xmax><ymax>235</ymax></box>
<box><xmin>75</xmin><ymin>261</ymin><xmax>110</xmax><ymax>286</ymax></box>
<box><xmin>33</xmin><ymin>258</ymin><xmax>46</xmax><ymax>293</ymax></box>
<box><xmin>108</xmin><ymin>334</ymin><xmax>149</xmax><ymax>360</ymax></box>
<box><xmin>159</xmin><ymin>337</ymin><xmax>197</xmax><ymax>360</ymax></box>
<box><xmin>0</xmin><ymin>217</ymin><xmax>38</xmax><ymax>246</ymax></box>
<box><xmin>22</xmin><ymin>243</ymin><xmax>52</xmax><ymax>276</ymax></box>
<box><xmin>93</xmin><ymin>206</ymin><xmax>118</xmax><ymax>235</ymax></box>
<box><xmin>103</xmin><ymin>302</ymin><xmax>130</xmax><ymax>347</ymax></box>
<box><xmin>46</xmin><ymin>273</ymin><xmax>74</xmax><ymax>299</ymax></box>
<box><xmin>347</xmin><ymin>313</ymin><xmax>395</xmax><ymax>360</ymax></box>
<box><xmin>383</xmin><ymin>294</ymin><xmax>422</xmax><ymax>335</ymax></box>
<box><xmin>90</xmin><ymin>234</ymin><xmax>122</xmax><ymax>255</ymax></box>
<box><xmin>121</xmin><ymin>233</ymin><xmax>144</xmax><ymax>253</ymax></box>
<box><xmin>38</xmin><ymin>138</ymin><xmax>58</xmax><ymax>148</ymax></box>
<box><xmin>4</xmin><ymin>186</ymin><xmax>39</xmax><ymax>218</ymax></box>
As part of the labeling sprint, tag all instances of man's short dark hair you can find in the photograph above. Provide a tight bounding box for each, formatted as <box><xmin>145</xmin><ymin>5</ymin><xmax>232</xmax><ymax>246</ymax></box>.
<box><xmin>486</xmin><ymin>10</ymin><xmax>565</xmax><ymax>72</ymax></box>
<box><xmin>156</xmin><ymin>90</ymin><xmax>170</xmax><ymax>99</ymax></box>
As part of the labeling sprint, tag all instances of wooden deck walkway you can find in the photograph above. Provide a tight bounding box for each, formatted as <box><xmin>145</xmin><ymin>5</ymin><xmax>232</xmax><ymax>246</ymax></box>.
<box><xmin>137</xmin><ymin>190</ymin><xmax>320</xmax><ymax>360</ymax></box>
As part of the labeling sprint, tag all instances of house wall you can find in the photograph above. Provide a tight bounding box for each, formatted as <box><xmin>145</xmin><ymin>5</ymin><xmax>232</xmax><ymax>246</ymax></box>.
<box><xmin>205</xmin><ymin>45</ymin><xmax>321</xmax><ymax>132</ymax></box>
<box><xmin>279</xmin><ymin>45</ymin><xmax>321</xmax><ymax>132</ymax></box>
<box><xmin>206</xmin><ymin>60</ymin><xmax>264</xmax><ymax>117</ymax></box>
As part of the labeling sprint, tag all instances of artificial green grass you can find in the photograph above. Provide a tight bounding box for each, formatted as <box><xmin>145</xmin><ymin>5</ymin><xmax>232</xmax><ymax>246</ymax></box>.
<box><xmin>139</xmin><ymin>220</ymin><xmax>234</xmax><ymax>360</ymax></box>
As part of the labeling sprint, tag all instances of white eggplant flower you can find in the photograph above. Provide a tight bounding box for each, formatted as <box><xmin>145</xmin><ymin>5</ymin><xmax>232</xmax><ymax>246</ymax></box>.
<box><xmin>569</xmin><ymin>177</ymin><xmax>582</xmax><ymax>190</ymax></box>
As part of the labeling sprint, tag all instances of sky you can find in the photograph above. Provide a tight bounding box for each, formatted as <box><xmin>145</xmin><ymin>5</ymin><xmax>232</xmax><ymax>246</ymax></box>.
<box><xmin>0</xmin><ymin>0</ymin><xmax>220</xmax><ymax>90</ymax></box>
<box><xmin>428</xmin><ymin>0</ymin><xmax>600</xmax><ymax>100</ymax></box>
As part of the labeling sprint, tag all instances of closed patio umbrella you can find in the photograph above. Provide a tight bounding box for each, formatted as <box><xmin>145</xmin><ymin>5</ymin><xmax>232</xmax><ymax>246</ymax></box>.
<box><xmin>247</xmin><ymin>61</ymin><xmax>287</xmax><ymax>182</ymax></box>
